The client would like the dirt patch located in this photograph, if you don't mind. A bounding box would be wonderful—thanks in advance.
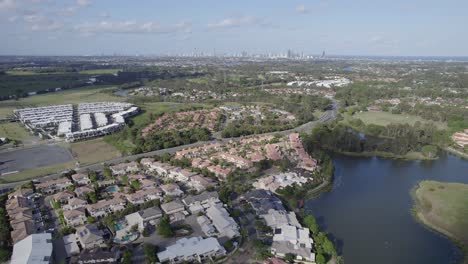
[70,138,121,165]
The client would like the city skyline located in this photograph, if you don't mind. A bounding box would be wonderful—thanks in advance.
[1,0,468,56]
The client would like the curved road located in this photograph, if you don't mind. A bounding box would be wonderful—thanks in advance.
[0,100,339,192]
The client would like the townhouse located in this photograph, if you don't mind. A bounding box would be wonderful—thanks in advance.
[218,153,253,169]
[76,224,106,249]
[72,173,91,185]
[75,185,95,198]
[109,161,140,176]
[271,224,315,262]
[157,237,226,264]
[188,175,215,192]
[86,197,126,219]
[63,208,87,227]
[124,206,163,232]
[52,190,75,204]
[125,189,162,205]
[63,197,88,211]
[36,177,73,194]
[159,183,184,197]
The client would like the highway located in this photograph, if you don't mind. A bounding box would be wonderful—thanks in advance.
[0,100,339,192]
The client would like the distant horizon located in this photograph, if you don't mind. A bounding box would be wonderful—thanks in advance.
[1,53,468,59]
[1,0,467,57]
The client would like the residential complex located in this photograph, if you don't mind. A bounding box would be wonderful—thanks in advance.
[14,102,139,142]
[2,130,319,264]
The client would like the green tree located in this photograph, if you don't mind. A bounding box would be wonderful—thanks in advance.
[122,249,133,264]
[87,216,95,224]
[130,180,140,190]
[121,175,129,186]
[322,237,337,256]
[88,169,97,182]
[284,253,296,262]
[102,166,112,179]
[143,243,158,263]
[85,192,98,204]
[315,253,326,264]
[157,215,174,238]
[421,145,438,159]
[304,215,319,234]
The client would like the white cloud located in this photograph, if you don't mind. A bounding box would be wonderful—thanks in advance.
[74,20,192,35]
[368,35,400,49]
[296,5,309,14]
[23,14,62,31]
[98,12,110,19]
[76,0,90,7]
[0,0,16,11]
[208,15,260,29]
[8,15,18,22]
[58,6,78,16]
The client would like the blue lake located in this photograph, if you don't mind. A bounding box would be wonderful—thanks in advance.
[305,153,468,264]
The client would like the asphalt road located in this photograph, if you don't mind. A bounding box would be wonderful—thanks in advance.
[0,144,74,174]
[0,100,339,192]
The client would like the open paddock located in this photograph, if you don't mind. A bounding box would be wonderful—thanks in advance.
[70,138,121,165]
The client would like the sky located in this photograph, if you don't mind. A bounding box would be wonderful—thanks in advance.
[1,0,468,56]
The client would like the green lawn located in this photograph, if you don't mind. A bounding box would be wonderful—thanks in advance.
[0,122,31,141]
[79,69,122,75]
[347,111,447,129]
[414,181,468,263]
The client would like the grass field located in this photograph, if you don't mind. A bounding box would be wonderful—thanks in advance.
[413,180,468,263]
[0,161,75,184]
[0,122,30,141]
[70,138,121,165]
[347,111,447,129]
[5,70,65,76]
[133,101,210,126]
[0,86,124,118]
[79,69,122,75]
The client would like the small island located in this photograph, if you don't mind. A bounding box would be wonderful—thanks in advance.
[413,180,468,264]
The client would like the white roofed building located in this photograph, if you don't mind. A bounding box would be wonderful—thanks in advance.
[157,236,226,263]
[10,233,53,264]
[94,113,108,127]
[80,114,93,131]
[57,121,72,136]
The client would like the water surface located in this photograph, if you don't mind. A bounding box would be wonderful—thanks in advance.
[305,153,468,264]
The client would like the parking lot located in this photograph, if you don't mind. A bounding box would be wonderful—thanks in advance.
[0,144,73,174]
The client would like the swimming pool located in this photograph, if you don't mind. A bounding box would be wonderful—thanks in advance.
[115,222,125,231]
[105,185,119,193]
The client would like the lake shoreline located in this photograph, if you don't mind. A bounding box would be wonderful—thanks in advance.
[333,150,438,161]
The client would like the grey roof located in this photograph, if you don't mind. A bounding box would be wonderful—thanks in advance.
[77,248,119,263]
[183,191,219,206]
[161,200,185,214]
[157,237,225,262]
[76,224,104,245]
[10,233,53,264]
[244,190,285,215]
[271,241,315,262]
[139,206,162,219]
